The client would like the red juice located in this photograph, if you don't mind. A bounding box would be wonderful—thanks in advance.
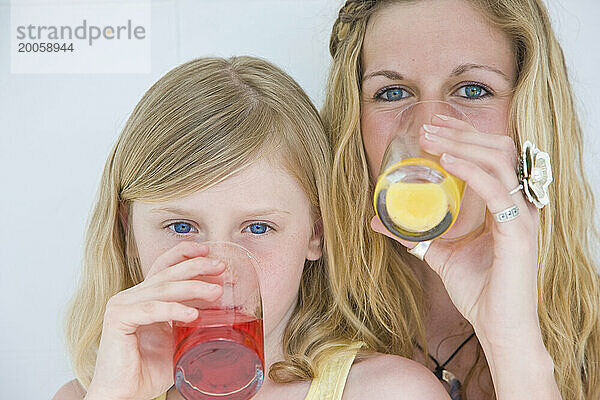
[173,309,264,400]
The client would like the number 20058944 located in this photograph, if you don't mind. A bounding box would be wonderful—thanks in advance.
[18,42,74,52]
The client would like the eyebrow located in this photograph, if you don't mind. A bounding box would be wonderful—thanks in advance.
[149,206,291,217]
[362,63,510,83]
[362,69,404,82]
[450,63,511,81]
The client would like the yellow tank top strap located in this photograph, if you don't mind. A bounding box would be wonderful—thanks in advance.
[152,393,167,400]
[304,341,365,400]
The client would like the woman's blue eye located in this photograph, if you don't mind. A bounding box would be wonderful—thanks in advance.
[378,87,410,101]
[169,222,194,234]
[458,84,489,99]
[247,223,269,234]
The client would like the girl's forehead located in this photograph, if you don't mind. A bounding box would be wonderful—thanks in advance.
[136,158,310,214]
[205,159,298,196]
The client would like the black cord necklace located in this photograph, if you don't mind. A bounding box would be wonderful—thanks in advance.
[415,332,476,400]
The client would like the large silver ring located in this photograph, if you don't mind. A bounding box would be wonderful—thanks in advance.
[518,141,552,209]
[407,240,432,261]
[494,205,520,223]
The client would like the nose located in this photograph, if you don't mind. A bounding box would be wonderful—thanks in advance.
[398,101,474,143]
[396,100,455,134]
[201,236,237,246]
[191,227,236,246]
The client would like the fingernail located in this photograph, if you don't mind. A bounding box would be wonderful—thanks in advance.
[424,132,439,142]
[434,114,450,121]
[423,124,440,134]
[441,153,457,163]
[186,307,198,316]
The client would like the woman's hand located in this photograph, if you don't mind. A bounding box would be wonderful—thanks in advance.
[371,114,563,399]
[372,113,542,343]
[85,241,225,400]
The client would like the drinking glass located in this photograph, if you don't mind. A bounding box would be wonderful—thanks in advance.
[173,241,264,400]
[373,101,472,241]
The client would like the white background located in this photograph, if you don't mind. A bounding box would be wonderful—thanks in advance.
[0,1,598,398]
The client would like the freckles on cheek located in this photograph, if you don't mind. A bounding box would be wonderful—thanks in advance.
[464,107,511,136]
[135,240,171,279]
[361,107,397,179]
[252,243,306,309]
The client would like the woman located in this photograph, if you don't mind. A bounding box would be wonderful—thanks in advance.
[322,0,600,399]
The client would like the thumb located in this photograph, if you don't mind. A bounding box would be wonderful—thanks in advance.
[370,215,423,248]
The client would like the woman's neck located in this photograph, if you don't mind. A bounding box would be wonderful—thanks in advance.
[406,255,495,399]
[407,256,472,344]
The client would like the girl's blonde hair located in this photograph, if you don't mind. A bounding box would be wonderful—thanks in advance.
[322,1,600,399]
[65,56,354,388]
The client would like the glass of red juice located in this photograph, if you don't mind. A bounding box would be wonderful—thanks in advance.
[173,241,264,400]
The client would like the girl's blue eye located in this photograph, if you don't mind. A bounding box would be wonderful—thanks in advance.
[247,223,270,235]
[457,84,489,99]
[169,222,194,234]
[378,87,410,101]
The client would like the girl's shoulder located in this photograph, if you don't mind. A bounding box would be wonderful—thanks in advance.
[52,379,86,400]
[344,352,451,399]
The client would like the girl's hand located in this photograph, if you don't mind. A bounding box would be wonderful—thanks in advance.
[85,241,225,400]
[371,114,542,346]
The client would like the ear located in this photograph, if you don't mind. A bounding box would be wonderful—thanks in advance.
[306,218,323,261]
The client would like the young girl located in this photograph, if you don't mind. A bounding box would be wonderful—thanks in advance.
[53,56,450,400]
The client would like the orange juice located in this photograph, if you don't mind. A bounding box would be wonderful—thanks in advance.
[374,158,465,241]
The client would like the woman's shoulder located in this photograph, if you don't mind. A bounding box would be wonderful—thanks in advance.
[344,352,451,399]
[52,379,85,400]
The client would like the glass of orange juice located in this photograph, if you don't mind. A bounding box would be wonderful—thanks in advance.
[374,101,470,242]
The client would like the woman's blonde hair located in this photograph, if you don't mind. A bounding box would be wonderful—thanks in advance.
[65,56,355,388]
[322,0,600,399]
